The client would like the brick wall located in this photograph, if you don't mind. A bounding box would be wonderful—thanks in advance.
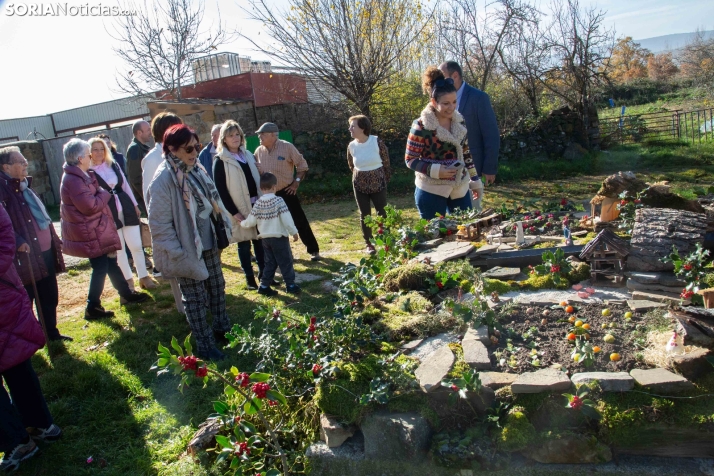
[1,140,54,205]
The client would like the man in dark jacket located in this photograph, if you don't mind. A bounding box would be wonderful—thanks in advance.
[0,202,63,473]
[0,146,70,341]
[125,120,152,214]
[439,61,500,210]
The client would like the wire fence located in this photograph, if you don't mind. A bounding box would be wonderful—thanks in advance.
[600,108,714,146]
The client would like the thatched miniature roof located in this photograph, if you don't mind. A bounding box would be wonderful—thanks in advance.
[579,229,630,259]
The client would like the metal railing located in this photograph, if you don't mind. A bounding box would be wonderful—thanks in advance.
[600,108,714,146]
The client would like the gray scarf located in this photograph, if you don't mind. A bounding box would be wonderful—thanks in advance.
[20,179,51,230]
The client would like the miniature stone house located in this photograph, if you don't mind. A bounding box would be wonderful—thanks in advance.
[579,229,630,282]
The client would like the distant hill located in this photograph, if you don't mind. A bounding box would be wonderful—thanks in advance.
[635,30,714,54]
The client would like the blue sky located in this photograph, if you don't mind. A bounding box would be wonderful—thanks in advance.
[0,0,711,120]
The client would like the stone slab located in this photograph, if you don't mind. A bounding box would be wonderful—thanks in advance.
[627,299,668,312]
[672,315,714,347]
[659,274,687,287]
[630,368,695,394]
[319,414,355,448]
[410,333,459,362]
[462,339,491,370]
[524,434,612,463]
[511,368,572,394]
[670,348,713,380]
[401,339,423,352]
[632,290,690,305]
[479,372,518,389]
[626,279,686,295]
[417,241,475,264]
[571,372,635,392]
[294,272,322,284]
[482,266,522,280]
[415,238,444,250]
[414,345,454,393]
[474,244,500,255]
[626,272,686,287]
[463,325,490,345]
[487,296,512,310]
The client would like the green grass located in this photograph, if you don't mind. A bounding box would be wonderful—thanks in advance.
[9,137,714,475]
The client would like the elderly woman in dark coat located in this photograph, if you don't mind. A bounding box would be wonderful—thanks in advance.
[0,204,62,473]
[147,124,232,361]
[60,139,148,319]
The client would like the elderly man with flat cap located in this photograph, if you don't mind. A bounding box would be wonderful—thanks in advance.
[253,123,320,261]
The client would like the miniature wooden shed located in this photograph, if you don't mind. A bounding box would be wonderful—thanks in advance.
[579,229,630,282]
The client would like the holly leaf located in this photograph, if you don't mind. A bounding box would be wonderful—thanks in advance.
[266,390,287,406]
[215,434,232,449]
[171,336,184,357]
[249,372,270,383]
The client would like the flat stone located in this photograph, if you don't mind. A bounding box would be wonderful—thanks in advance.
[319,414,355,448]
[659,273,687,287]
[479,372,518,389]
[294,272,322,284]
[415,238,444,250]
[462,339,491,370]
[487,296,512,309]
[497,244,514,251]
[626,272,662,284]
[414,345,455,392]
[463,325,491,345]
[671,348,713,380]
[474,244,500,255]
[672,315,714,347]
[321,280,338,293]
[571,372,634,392]
[632,290,690,305]
[360,412,430,461]
[630,368,695,394]
[511,368,572,394]
[627,299,667,312]
[417,241,475,264]
[482,266,522,280]
[410,333,459,362]
[524,434,612,463]
[401,339,423,352]
[427,385,495,416]
[627,279,686,294]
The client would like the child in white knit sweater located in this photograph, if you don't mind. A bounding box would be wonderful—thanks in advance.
[241,173,300,295]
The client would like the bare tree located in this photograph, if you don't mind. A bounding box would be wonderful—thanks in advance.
[110,0,234,99]
[437,0,536,91]
[238,0,436,118]
[496,5,548,117]
[678,29,714,93]
[539,0,614,146]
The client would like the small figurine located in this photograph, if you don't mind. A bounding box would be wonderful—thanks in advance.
[563,220,573,246]
[665,330,684,355]
[515,221,525,245]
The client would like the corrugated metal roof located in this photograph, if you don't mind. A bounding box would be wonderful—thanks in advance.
[52,96,152,132]
[0,115,55,144]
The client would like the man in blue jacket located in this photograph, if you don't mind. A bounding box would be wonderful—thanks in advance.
[439,61,500,210]
[198,124,222,179]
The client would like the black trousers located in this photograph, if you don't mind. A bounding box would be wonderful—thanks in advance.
[24,248,60,339]
[0,358,53,453]
[260,236,296,287]
[354,187,388,245]
[276,188,319,255]
[88,253,131,307]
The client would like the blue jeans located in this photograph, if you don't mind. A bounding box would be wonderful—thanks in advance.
[414,187,472,220]
[237,240,264,278]
[260,237,296,287]
[88,253,131,307]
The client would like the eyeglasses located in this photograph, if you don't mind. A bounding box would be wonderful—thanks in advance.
[181,144,202,154]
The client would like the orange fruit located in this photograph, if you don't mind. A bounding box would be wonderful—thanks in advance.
[565,305,575,313]
[568,316,576,323]
[567,332,576,341]
[582,323,591,330]
[593,346,601,353]
[560,301,568,306]
[610,352,621,361]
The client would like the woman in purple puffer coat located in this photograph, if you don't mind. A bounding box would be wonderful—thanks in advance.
[0,203,62,473]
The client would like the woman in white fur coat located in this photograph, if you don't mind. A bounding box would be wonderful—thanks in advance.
[212,120,268,290]
[404,66,482,219]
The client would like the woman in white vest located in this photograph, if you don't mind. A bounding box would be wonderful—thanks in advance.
[347,115,392,254]
[213,120,269,290]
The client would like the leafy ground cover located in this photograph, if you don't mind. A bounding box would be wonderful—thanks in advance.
[11,139,714,475]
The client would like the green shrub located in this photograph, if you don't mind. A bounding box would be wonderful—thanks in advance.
[494,411,537,452]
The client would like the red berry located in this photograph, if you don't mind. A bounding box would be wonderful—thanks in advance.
[450,384,459,392]
[683,264,693,271]
[312,364,322,375]
[620,200,627,206]
[634,199,641,204]
[384,245,390,252]
[560,198,568,206]
[195,366,208,378]
[235,372,250,388]
[252,382,271,399]
[308,324,316,333]
[178,355,198,371]
[378,228,384,234]
[310,316,317,325]
[235,441,250,456]
[446,230,452,235]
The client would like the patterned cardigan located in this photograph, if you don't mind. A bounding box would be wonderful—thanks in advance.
[405,105,477,199]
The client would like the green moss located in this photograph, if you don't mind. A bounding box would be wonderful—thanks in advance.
[494,411,537,452]
[435,259,478,282]
[380,341,399,353]
[446,343,469,378]
[314,356,381,424]
[483,278,513,295]
[567,262,591,283]
[383,262,435,292]
[521,273,569,290]
[376,307,455,340]
[360,304,383,323]
[392,292,433,313]
[703,272,714,288]
[388,393,440,427]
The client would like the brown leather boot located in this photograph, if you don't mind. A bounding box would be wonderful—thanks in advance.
[139,276,158,289]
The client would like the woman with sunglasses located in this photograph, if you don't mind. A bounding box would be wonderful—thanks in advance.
[405,66,481,219]
[212,120,274,290]
[146,124,233,361]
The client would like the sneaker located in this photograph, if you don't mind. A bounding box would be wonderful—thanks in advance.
[120,291,149,305]
[286,284,302,294]
[246,276,259,291]
[257,286,278,296]
[31,424,62,442]
[196,346,226,361]
[366,244,376,255]
[85,306,114,320]
[49,334,73,342]
[258,273,281,287]
[0,438,39,473]
[310,253,321,262]
[152,268,162,278]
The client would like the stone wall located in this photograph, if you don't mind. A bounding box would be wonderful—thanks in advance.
[0,140,54,205]
[499,106,599,162]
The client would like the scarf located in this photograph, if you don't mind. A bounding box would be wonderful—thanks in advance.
[20,179,51,230]
[165,153,227,256]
